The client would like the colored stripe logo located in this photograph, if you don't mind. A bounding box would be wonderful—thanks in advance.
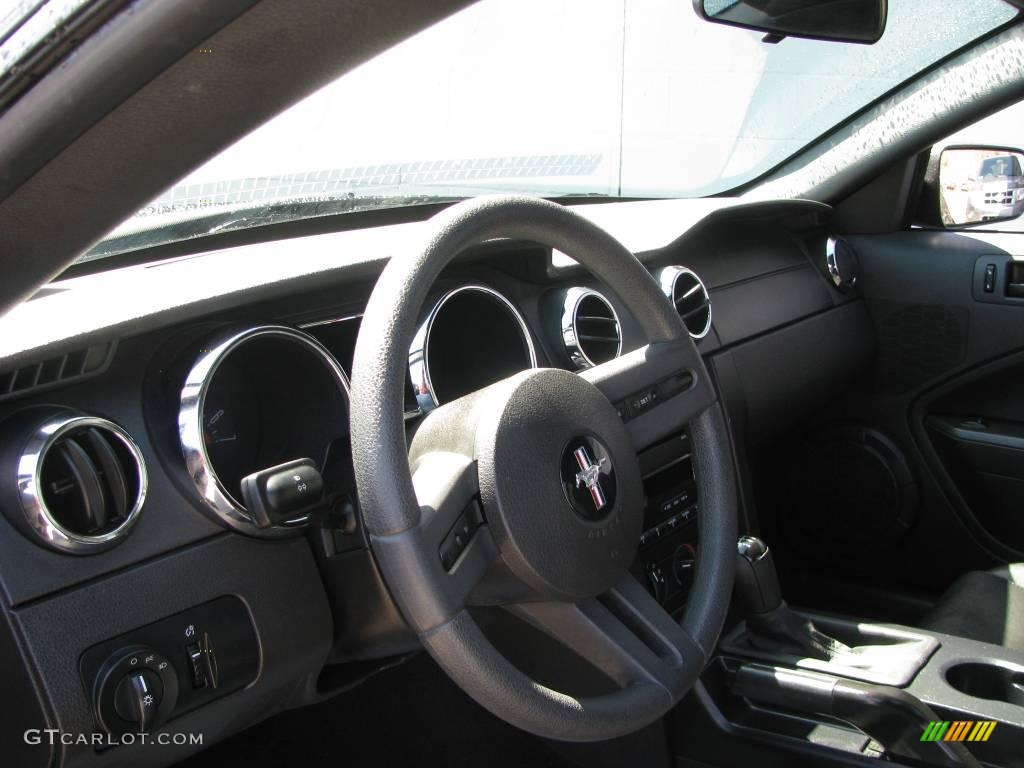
[921,721,997,742]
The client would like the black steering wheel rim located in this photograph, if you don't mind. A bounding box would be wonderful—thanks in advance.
[351,195,736,741]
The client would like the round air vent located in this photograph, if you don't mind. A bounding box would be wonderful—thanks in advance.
[6,410,146,554]
[659,266,711,339]
[826,236,859,292]
[561,288,622,369]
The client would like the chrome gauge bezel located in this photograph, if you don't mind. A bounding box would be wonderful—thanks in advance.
[178,324,350,536]
[409,284,538,413]
[299,313,424,421]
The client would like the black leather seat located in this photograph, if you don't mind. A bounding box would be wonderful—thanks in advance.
[922,564,1024,651]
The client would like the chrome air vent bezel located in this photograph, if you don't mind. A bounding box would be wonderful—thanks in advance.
[15,411,147,554]
[561,287,622,370]
[826,236,859,292]
[659,266,712,339]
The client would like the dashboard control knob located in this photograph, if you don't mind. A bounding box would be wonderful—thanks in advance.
[93,646,178,735]
[646,563,668,604]
[113,669,162,731]
[672,543,697,591]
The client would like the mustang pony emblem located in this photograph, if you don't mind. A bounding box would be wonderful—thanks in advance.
[573,446,608,512]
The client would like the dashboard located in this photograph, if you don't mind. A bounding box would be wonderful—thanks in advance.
[0,197,876,768]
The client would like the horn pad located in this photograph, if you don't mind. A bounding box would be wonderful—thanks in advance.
[474,368,643,600]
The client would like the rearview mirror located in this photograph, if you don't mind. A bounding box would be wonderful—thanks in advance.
[693,0,887,44]
[939,146,1024,228]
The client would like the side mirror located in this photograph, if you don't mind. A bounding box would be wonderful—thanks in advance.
[693,0,887,44]
[939,146,1024,228]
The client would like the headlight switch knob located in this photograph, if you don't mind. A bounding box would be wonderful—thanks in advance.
[93,646,178,735]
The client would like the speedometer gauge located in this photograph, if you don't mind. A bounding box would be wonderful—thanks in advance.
[409,284,537,411]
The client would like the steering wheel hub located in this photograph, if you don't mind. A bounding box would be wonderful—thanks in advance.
[475,368,643,601]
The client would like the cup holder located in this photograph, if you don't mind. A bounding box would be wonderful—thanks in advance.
[946,662,1024,707]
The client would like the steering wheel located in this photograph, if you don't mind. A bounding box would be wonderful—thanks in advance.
[350,196,736,741]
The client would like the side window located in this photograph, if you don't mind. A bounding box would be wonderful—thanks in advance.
[932,100,1024,232]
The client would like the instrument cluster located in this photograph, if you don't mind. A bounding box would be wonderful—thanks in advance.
[171,261,708,536]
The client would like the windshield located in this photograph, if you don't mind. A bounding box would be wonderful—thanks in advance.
[87,0,1017,262]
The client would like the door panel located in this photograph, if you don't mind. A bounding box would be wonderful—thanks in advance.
[917,353,1024,558]
[851,230,1024,580]
[756,229,1024,615]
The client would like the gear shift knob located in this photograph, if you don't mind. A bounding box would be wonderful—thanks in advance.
[732,535,842,661]
[735,535,782,615]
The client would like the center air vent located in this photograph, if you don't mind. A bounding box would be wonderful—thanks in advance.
[561,288,622,369]
[659,266,712,339]
[4,410,147,554]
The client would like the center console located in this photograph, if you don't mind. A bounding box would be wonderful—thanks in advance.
[686,536,1024,768]
[631,431,698,613]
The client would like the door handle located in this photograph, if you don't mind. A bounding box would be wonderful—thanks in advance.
[1006,261,1024,297]
[973,255,1024,305]
[927,415,1024,451]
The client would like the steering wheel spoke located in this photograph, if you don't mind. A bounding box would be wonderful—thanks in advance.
[580,339,717,451]
[411,450,480,549]
[510,573,703,695]
[412,450,501,604]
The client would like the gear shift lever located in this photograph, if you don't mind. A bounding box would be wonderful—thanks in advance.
[735,536,782,614]
[735,536,848,661]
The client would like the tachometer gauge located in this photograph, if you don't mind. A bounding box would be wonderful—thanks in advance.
[199,363,261,502]
[179,325,350,536]
[203,405,237,448]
